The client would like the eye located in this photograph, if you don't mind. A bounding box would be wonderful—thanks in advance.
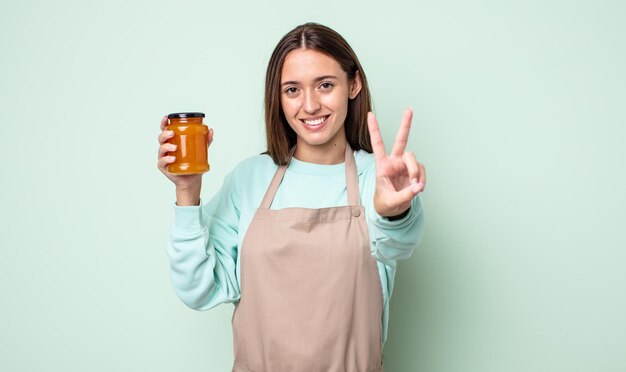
[319,82,334,90]
[284,87,299,95]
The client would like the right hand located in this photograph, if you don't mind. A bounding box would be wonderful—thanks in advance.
[157,115,214,191]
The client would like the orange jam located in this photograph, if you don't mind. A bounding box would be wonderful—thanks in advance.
[166,112,210,174]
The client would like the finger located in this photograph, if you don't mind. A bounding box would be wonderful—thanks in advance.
[158,129,175,144]
[402,152,419,182]
[367,112,386,163]
[160,115,169,131]
[158,142,177,158]
[391,108,413,157]
[387,184,420,209]
[157,155,176,172]
[417,162,426,191]
[207,128,214,147]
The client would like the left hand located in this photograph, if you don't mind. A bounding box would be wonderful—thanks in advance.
[367,108,427,218]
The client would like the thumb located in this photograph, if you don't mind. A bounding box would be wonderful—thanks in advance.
[207,128,214,146]
[389,181,421,206]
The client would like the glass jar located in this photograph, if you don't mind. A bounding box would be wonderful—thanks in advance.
[166,112,210,174]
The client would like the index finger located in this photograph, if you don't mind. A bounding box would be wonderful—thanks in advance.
[367,112,387,163]
[160,115,169,131]
[390,108,413,157]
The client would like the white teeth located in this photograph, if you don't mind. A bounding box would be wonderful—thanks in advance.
[303,116,328,126]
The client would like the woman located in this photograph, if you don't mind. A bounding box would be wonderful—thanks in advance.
[157,22,426,372]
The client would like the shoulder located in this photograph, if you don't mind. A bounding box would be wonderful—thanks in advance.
[233,153,277,173]
[225,153,278,186]
[208,153,276,206]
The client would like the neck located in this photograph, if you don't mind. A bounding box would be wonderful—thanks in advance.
[294,138,347,165]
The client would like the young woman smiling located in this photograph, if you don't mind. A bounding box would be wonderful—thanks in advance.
[158,22,427,372]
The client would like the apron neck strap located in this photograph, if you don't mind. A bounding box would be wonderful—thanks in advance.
[260,144,361,209]
[344,144,360,206]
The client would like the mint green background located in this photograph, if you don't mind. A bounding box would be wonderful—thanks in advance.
[1,0,625,371]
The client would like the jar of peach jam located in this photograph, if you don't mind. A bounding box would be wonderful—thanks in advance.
[166,112,210,174]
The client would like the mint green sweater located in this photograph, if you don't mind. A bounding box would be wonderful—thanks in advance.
[167,150,425,345]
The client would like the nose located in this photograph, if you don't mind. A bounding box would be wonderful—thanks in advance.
[303,90,321,114]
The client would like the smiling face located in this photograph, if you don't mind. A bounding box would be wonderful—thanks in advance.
[280,48,361,163]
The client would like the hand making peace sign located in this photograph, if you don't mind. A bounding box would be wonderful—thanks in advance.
[367,108,426,218]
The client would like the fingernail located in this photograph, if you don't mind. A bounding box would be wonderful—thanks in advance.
[166,130,174,136]
[170,144,177,150]
[417,182,424,187]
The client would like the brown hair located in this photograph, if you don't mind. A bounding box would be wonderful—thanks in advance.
[264,22,373,165]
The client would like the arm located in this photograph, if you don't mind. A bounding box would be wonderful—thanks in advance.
[365,108,427,267]
[166,171,241,310]
[363,165,425,267]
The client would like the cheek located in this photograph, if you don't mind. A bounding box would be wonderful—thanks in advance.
[280,98,298,117]
[325,89,349,108]
[324,93,349,116]
[280,102,299,130]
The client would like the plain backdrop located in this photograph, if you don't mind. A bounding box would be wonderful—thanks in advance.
[1,0,625,371]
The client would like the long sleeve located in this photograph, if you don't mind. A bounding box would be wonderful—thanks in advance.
[360,163,426,269]
[166,171,242,310]
[367,194,425,268]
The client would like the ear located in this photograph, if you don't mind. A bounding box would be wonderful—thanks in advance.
[349,70,362,100]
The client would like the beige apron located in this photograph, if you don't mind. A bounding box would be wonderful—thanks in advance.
[232,145,384,372]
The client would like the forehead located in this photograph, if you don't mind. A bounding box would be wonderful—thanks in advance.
[281,49,346,82]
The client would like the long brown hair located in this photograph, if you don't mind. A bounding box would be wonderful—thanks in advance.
[264,22,373,165]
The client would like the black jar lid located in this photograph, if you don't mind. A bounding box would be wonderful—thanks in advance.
[168,112,205,119]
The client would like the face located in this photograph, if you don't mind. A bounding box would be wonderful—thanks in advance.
[280,48,361,159]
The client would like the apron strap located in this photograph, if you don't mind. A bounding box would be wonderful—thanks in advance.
[344,144,361,206]
[260,144,361,209]
[259,147,294,209]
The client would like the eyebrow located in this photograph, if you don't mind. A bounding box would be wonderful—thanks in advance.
[281,75,339,87]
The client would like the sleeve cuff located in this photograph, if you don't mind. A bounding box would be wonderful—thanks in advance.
[371,195,422,229]
[172,199,204,233]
